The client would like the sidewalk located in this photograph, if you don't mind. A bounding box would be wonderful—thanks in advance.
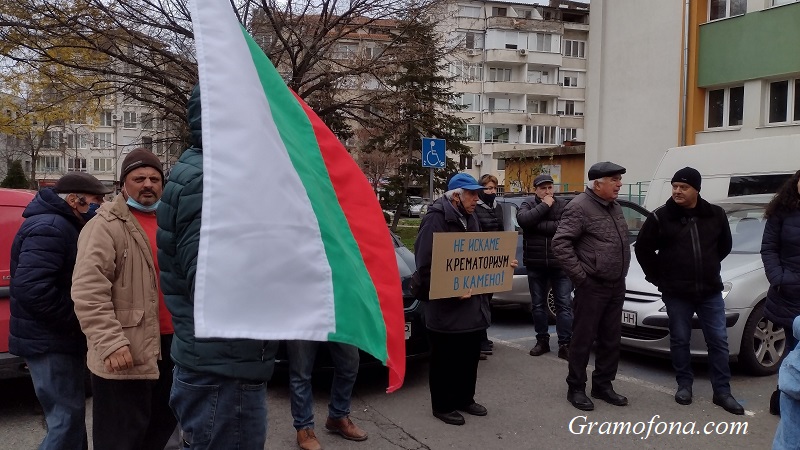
[264,342,780,449]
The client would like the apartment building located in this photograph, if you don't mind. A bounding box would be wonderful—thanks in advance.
[441,0,590,191]
[586,0,800,185]
[32,98,172,193]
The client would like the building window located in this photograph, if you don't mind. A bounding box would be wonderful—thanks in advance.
[450,62,483,81]
[563,76,577,87]
[142,136,153,150]
[37,156,60,172]
[527,99,548,114]
[487,67,512,82]
[564,101,575,116]
[773,0,799,5]
[563,40,585,58]
[532,33,553,52]
[66,133,90,149]
[457,94,481,112]
[67,157,87,172]
[768,79,800,124]
[42,130,63,149]
[525,125,556,144]
[465,124,481,142]
[458,5,481,18]
[504,31,518,49]
[141,113,153,130]
[527,70,550,84]
[559,127,577,144]
[709,0,746,20]
[93,132,113,148]
[463,31,484,49]
[488,97,511,112]
[491,7,507,17]
[332,43,358,59]
[459,154,474,170]
[123,111,137,128]
[497,159,506,170]
[93,158,113,172]
[707,86,743,128]
[483,127,510,143]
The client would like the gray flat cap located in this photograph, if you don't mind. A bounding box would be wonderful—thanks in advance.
[54,172,113,195]
[533,174,554,186]
[587,161,626,180]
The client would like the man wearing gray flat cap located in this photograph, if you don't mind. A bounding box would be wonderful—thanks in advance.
[553,161,631,411]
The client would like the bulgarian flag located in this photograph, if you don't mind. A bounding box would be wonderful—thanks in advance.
[190,0,405,391]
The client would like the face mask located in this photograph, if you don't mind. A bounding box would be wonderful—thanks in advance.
[126,196,161,213]
[80,203,101,222]
[479,191,496,205]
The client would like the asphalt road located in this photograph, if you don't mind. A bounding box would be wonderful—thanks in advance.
[0,308,782,449]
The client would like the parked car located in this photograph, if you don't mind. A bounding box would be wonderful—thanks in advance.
[620,195,784,376]
[274,231,428,369]
[405,196,426,217]
[0,188,36,379]
[491,193,650,319]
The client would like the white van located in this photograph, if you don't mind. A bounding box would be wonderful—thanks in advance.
[643,134,800,211]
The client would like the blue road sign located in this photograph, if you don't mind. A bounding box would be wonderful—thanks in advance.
[421,138,446,168]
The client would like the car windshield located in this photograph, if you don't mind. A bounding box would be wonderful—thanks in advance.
[408,197,423,205]
[724,202,767,254]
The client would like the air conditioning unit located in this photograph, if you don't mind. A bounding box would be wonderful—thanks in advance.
[558,82,564,86]
[474,159,483,166]
[557,110,565,115]
[518,49,528,56]
[111,113,120,122]
[467,49,482,56]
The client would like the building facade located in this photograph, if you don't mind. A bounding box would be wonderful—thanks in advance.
[586,0,800,186]
[441,0,590,191]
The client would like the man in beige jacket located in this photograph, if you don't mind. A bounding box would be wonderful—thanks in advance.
[72,148,176,450]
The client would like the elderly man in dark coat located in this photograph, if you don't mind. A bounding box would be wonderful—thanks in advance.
[553,162,631,411]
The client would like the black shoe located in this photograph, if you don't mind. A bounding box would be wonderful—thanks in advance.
[479,353,488,360]
[713,393,744,415]
[457,403,488,416]
[433,410,465,425]
[557,344,569,360]
[529,339,550,356]
[567,390,595,411]
[675,386,692,405]
[480,341,493,355]
[770,387,781,416]
[487,340,494,348]
[591,388,628,406]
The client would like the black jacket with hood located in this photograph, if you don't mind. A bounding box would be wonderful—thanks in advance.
[635,196,731,300]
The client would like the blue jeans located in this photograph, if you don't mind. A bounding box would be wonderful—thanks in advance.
[170,365,267,450]
[527,268,573,345]
[663,293,732,395]
[287,341,360,430]
[26,353,87,450]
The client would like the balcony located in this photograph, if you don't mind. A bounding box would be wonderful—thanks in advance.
[482,110,527,124]
[483,81,535,95]
[486,16,564,34]
[559,115,585,128]
[526,113,560,126]
[525,82,562,97]
[484,48,563,66]
[560,57,587,70]
[455,17,486,30]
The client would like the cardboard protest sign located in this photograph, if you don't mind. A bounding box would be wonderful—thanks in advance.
[428,231,517,300]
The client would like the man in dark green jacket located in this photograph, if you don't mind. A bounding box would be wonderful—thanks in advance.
[157,85,278,449]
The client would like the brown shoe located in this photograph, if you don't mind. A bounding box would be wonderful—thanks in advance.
[297,428,323,450]
[325,416,368,441]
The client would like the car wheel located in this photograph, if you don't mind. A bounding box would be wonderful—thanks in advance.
[546,288,556,323]
[738,301,787,376]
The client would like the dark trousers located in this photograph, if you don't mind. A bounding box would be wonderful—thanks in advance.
[91,334,177,450]
[567,277,625,392]
[428,329,483,413]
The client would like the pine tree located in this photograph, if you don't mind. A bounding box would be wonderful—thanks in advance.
[0,160,29,189]
[368,12,470,230]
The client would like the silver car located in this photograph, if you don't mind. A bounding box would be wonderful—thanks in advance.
[492,194,650,319]
[621,195,787,376]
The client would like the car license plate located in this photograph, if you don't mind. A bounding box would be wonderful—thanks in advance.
[621,310,637,327]
[405,322,411,340]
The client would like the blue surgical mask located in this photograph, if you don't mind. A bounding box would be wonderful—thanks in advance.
[80,203,101,222]
[126,196,161,213]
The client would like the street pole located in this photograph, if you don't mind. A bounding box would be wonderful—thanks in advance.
[429,167,433,200]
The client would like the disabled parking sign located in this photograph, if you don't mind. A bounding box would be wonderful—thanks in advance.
[421,138,446,168]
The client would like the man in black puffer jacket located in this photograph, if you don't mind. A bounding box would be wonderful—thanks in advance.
[635,166,744,416]
[9,172,111,449]
[517,174,572,360]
